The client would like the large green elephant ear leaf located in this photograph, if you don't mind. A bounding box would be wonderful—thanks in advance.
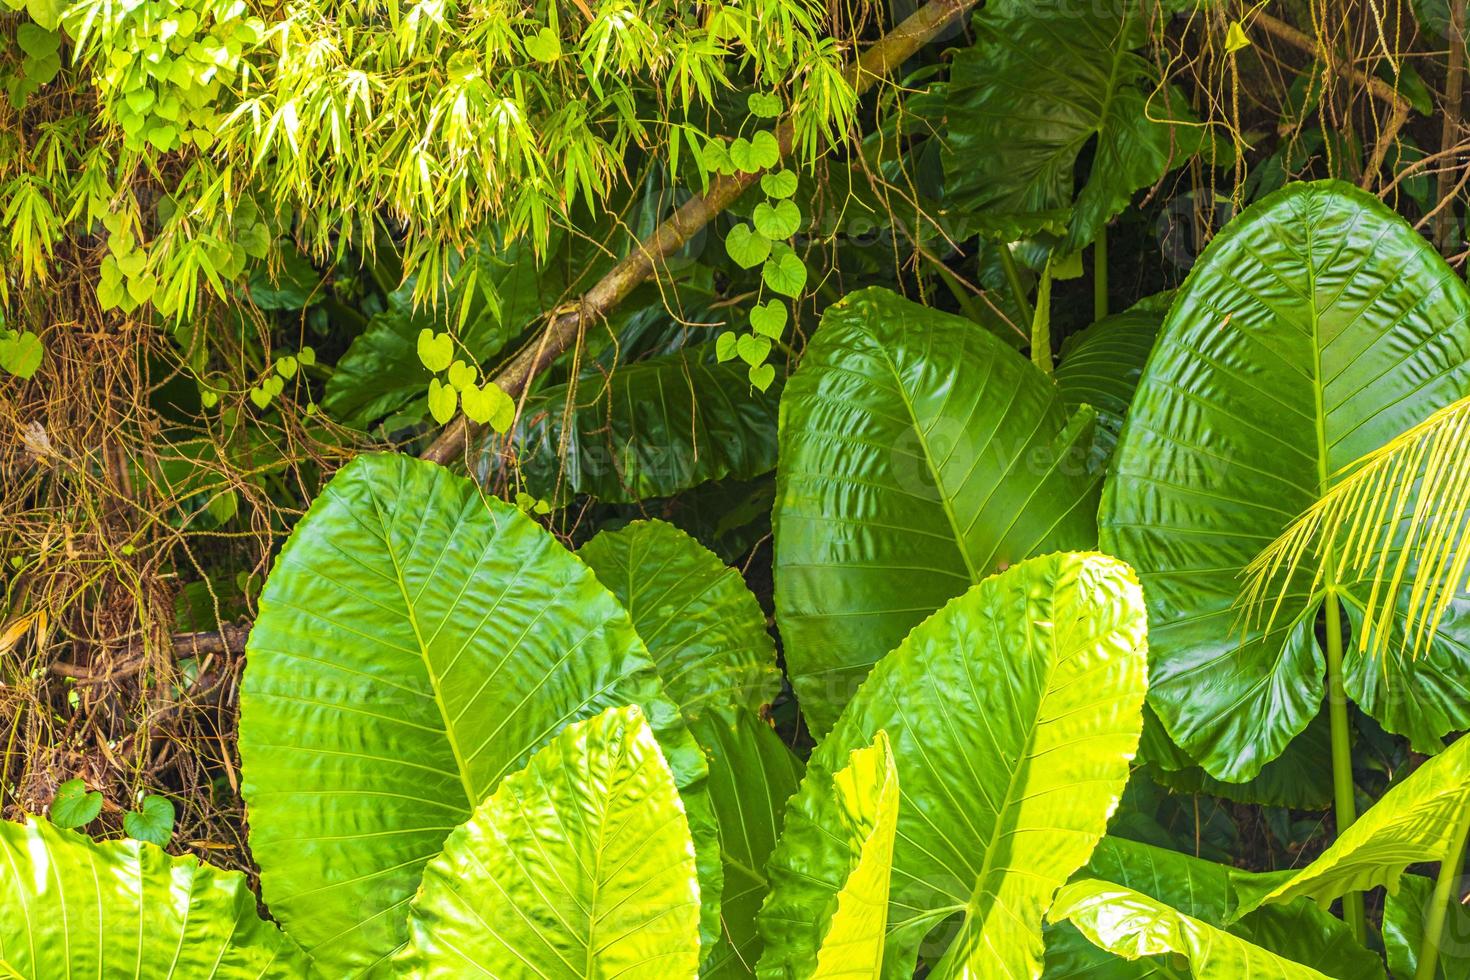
[0,817,308,977]
[1384,873,1470,980]
[1143,705,1335,810]
[1055,309,1162,466]
[758,552,1148,979]
[1042,838,1234,980]
[1100,179,1470,781]
[1042,837,1383,980]
[809,731,900,979]
[1234,733,1470,917]
[239,452,718,975]
[692,708,805,980]
[774,287,1100,734]
[941,2,1196,249]
[578,519,781,718]
[484,344,780,505]
[1050,881,1331,979]
[397,705,702,979]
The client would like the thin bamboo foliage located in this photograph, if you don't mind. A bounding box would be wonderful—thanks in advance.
[1242,392,1470,665]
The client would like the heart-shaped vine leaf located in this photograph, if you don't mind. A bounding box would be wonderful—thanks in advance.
[753,199,801,239]
[749,362,776,391]
[729,137,762,173]
[457,380,492,424]
[0,330,44,379]
[749,130,780,168]
[716,330,739,361]
[426,376,457,424]
[445,359,476,391]
[747,92,783,117]
[761,170,799,199]
[123,794,175,846]
[761,243,807,297]
[459,381,514,432]
[523,25,561,62]
[49,778,102,828]
[726,223,772,269]
[415,328,453,372]
[750,299,788,338]
[736,332,771,367]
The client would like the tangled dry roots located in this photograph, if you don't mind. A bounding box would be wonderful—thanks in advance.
[0,272,356,874]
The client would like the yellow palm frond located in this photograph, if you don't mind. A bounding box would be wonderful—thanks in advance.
[1240,392,1470,662]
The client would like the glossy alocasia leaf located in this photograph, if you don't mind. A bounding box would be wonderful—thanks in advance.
[1042,838,1234,980]
[1383,873,1470,980]
[1234,732,1470,916]
[758,552,1148,979]
[811,731,899,980]
[1041,837,1382,980]
[941,2,1196,249]
[1142,705,1334,810]
[1051,881,1330,979]
[773,287,1100,734]
[488,344,781,504]
[1055,309,1162,465]
[239,452,718,975]
[693,708,805,980]
[397,706,702,979]
[1100,180,1470,781]
[579,519,781,718]
[0,817,308,977]
[1229,898,1385,980]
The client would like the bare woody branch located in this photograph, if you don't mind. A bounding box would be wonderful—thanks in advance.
[420,0,984,465]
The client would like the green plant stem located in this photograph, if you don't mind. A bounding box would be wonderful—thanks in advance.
[930,255,988,326]
[996,244,1034,327]
[1030,258,1054,375]
[1324,587,1366,944]
[1093,226,1108,321]
[1416,801,1470,980]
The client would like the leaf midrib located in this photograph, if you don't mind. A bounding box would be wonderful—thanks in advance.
[369,489,479,810]
[1304,204,1342,598]
[959,575,1064,960]
[874,345,981,586]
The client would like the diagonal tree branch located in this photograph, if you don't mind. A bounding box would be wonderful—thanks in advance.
[1249,10,1415,191]
[68,0,979,669]
[420,0,982,465]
